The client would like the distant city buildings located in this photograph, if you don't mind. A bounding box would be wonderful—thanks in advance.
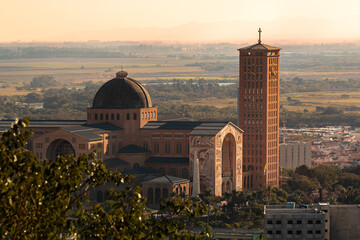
[281,126,360,168]
[279,142,311,169]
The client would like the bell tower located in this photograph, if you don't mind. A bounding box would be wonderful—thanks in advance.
[238,29,281,189]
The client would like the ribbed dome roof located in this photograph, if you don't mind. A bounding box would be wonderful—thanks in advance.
[92,71,152,109]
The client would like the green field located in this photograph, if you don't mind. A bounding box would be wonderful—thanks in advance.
[1,57,360,114]
[281,91,360,112]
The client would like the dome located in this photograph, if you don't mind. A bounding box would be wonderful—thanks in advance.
[92,71,152,109]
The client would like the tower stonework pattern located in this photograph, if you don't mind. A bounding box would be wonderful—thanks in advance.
[238,30,280,188]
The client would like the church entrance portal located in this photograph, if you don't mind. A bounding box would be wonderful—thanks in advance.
[46,139,76,160]
[221,133,236,194]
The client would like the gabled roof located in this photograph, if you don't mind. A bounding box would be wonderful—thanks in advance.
[63,123,122,141]
[119,144,150,154]
[237,43,281,51]
[145,157,189,164]
[144,175,189,184]
[103,158,129,168]
[142,121,228,136]
[0,119,85,133]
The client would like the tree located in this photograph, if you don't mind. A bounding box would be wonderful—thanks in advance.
[24,92,43,103]
[0,119,209,239]
[28,75,59,89]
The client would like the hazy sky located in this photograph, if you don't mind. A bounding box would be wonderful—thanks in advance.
[1,0,359,42]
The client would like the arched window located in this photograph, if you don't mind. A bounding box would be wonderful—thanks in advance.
[162,188,168,199]
[154,112,156,118]
[117,113,120,120]
[105,114,109,121]
[151,112,153,118]
[133,113,137,120]
[155,188,161,205]
[111,113,114,120]
[100,113,103,120]
[142,113,144,120]
[95,113,98,120]
[126,113,130,120]
[147,188,153,204]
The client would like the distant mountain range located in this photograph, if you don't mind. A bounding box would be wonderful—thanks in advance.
[48,17,359,44]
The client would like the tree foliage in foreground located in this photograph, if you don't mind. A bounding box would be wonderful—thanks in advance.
[0,119,209,239]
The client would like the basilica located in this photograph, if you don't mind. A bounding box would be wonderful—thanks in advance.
[0,70,244,208]
[0,33,281,208]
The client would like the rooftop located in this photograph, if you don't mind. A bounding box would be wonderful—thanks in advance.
[144,175,189,184]
[238,43,281,51]
[142,121,230,136]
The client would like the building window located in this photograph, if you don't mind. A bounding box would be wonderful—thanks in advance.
[276,230,281,234]
[117,113,120,120]
[111,113,114,120]
[79,144,86,149]
[147,188,153,204]
[106,144,109,156]
[176,142,182,154]
[142,113,144,120]
[72,138,76,143]
[288,230,293,234]
[296,230,302,235]
[163,188,168,198]
[267,220,273,224]
[154,112,156,118]
[106,114,109,120]
[112,143,116,155]
[45,137,49,143]
[316,220,321,224]
[133,113,137,120]
[308,230,313,234]
[308,220,313,224]
[143,141,148,150]
[126,113,130,120]
[100,113,103,120]
[153,141,159,153]
[36,143,42,148]
[118,142,122,151]
[316,230,321,234]
[165,142,171,154]
[182,168,188,178]
[95,113,98,120]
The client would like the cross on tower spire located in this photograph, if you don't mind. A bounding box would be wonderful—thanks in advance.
[258,28,262,44]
